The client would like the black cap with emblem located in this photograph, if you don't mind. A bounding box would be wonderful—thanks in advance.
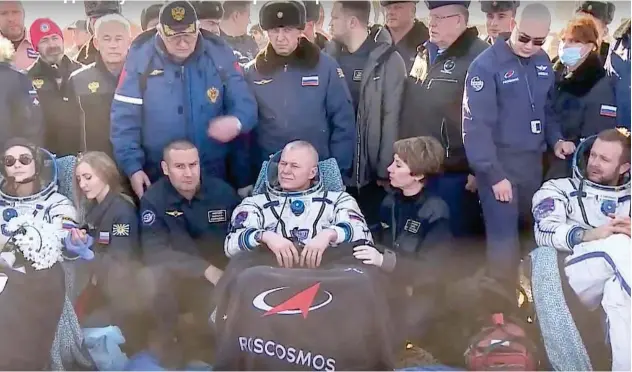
[480,1,519,14]
[424,0,470,10]
[159,0,199,36]
[260,1,306,31]
[576,1,615,25]
[379,1,419,6]
[192,1,224,20]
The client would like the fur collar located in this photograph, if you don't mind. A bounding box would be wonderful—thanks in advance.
[554,52,606,97]
[397,19,429,50]
[614,18,631,40]
[254,37,320,75]
[422,26,480,58]
[0,35,14,63]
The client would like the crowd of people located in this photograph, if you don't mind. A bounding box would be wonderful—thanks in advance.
[0,0,630,370]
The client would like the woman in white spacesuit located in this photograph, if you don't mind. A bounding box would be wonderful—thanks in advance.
[0,138,78,247]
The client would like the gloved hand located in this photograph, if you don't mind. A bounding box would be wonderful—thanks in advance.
[63,234,95,261]
[237,184,254,199]
[353,245,383,267]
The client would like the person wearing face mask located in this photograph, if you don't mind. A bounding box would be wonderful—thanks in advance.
[480,1,519,44]
[546,16,617,180]
[462,3,576,292]
[26,18,83,157]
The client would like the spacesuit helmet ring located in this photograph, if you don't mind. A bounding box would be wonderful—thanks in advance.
[265,150,323,197]
[572,135,631,193]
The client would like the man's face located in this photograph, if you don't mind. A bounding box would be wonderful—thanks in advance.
[94,21,131,64]
[277,147,317,191]
[145,17,159,31]
[428,5,463,47]
[72,28,90,47]
[586,139,630,186]
[251,29,267,46]
[330,3,351,42]
[160,29,198,61]
[200,18,221,35]
[486,10,515,39]
[162,148,201,194]
[268,27,301,56]
[510,18,549,58]
[384,2,415,30]
[235,6,251,34]
[0,1,24,40]
[38,34,64,64]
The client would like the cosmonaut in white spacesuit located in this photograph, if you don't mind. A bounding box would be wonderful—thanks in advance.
[532,128,631,371]
[224,141,372,268]
[0,139,78,248]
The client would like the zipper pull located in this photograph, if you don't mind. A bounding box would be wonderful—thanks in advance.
[284,64,287,72]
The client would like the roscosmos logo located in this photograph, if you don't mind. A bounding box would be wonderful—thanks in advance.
[252,282,333,318]
[239,337,336,371]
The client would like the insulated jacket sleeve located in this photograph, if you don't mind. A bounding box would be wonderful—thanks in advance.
[110,53,145,178]
[12,73,44,146]
[378,51,406,179]
[462,62,505,185]
[325,57,356,175]
[544,84,563,148]
[532,180,581,252]
[329,192,373,244]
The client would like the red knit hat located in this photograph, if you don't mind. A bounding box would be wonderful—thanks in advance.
[29,18,63,52]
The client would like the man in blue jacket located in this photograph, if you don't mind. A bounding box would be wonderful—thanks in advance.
[110,0,257,199]
[605,18,631,129]
[244,0,355,178]
[462,3,575,289]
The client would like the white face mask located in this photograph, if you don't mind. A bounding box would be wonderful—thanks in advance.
[558,42,588,67]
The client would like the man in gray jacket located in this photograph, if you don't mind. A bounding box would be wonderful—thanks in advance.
[327,0,406,233]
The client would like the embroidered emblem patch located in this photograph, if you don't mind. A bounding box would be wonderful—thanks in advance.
[533,198,555,221]
[233,211,248,228]
[142,210,156,226]
[112,223,130,236]
[470,76,484,91]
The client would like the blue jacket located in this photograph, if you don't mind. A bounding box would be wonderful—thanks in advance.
[462,39,562,185]
[605,19,631,129]
[0,61,43,149]
[110,30,257,182]
[244,39,356,174]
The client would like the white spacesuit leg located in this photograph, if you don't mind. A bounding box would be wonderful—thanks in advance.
[565,234,631,371]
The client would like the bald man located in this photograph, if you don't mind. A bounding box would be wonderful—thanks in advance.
[225,140,372,269]
[462,3,576,291]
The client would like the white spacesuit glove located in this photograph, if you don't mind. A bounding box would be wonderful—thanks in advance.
[353,245,384,267]
[237,184,254,199]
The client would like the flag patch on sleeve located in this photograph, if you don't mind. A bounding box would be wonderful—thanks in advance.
[600,105,617,118]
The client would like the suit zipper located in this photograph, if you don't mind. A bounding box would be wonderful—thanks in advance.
[426,77,458,89]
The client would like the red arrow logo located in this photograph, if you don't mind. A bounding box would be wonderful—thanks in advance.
[263,283,321,319]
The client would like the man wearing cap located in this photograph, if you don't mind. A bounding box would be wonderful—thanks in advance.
[140,3,163,31]
[575,1,616,62]
[27,18,83,157]
[70,14,132,159]
[462,4,576,290]
[111,0,257,199]
[193,1,224,36]
[76,1,123,65]
[399,0,488,238]
[65,20,90,60]
[481,1,519,44]
[220,1,258,62]
[244,1,355,180]
[381,1,429,72]
[327,1,405,233]
[605,18,631,129]
[0,1,37,70]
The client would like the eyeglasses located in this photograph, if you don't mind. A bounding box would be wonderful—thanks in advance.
[4,154,33,167]
[427,14,460,23]
[517,32,546,46]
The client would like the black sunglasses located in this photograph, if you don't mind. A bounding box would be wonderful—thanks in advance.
[518,33,546,46]
[4,154,33,167]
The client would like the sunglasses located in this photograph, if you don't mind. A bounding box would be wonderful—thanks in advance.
[517,33,546,46]
[4,154,33,167]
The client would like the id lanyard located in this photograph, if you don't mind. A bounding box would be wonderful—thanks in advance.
[517,57,536,114]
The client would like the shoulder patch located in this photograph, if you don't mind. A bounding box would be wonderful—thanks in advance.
[112,223,130,236]
[141,210,156,226]
[533,197,555,221]
[470,76,484,91]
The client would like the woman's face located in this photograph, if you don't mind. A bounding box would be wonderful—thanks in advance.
[76,162,108,201]
[4,146,36,183]
[387,154,419,189]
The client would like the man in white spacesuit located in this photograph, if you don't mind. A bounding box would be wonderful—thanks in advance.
[0,139,78,248]
[532,128,631,371]
[224,140,372,268]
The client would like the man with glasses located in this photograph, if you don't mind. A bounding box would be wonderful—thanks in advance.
[399,0,488,239]
[462,3,576,293]
[481,1,519,44]
[111,0,257,199]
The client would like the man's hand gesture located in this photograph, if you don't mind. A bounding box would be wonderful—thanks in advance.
[301,229,337,268]
[262,231,299,268]
[584,214,631,242]
[207,116,241,143]
[554,140,576,160]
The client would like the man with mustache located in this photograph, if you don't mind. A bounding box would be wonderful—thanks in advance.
[26,18,83,157]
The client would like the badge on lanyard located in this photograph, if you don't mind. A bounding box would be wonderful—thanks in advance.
[530,120,542,134]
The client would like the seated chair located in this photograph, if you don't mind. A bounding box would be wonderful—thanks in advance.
[527,246,611,371]
[252,157,345,195]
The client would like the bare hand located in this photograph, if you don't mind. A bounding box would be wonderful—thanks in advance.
[300,230,336,268]
[554,141,576,160]
[492,179,512,203]
[262,231,299,268]
[207,116,241,143]
[584,216,630,242]
[609,214,631,237]
[70,228,88,244]
[465,174,477,193]
[130,170,151,199]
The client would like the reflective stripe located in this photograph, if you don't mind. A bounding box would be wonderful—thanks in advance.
[113,94,143,105]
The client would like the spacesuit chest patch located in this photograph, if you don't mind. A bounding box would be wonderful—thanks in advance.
[600,197,618,216]
[534,198,555,221]
[404,219,421,234]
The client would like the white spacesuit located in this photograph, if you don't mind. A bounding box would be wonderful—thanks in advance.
[0,148,77,248]
[532,138,630,371]
[224,157,372,257]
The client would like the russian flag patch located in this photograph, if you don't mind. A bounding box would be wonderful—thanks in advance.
[600,104,617,118]
[26,47,39,59]
[62,217,77,230]
[98,232,110,245]
[301,76,319,86]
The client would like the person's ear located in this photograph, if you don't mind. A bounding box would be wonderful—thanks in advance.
[509,17,516,31]
[309,166,318,180]
[92,35,100,51]
[161,160,169,176]
[619,162,631,176]
[413,174,425,183]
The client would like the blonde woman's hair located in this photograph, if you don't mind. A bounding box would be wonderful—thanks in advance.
[73,151,132,207]
[393,136,445,179]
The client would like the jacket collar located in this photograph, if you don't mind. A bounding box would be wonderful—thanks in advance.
[254,37,320,75]
[85,189,117,225]
[423,26,480,62]
[554,52,606,97]
[94,54,121,83]
[30,55,75,81]
[164,177,206,205]
[154,33,205,65]
[388,19,429,51]
[325,25,392,58]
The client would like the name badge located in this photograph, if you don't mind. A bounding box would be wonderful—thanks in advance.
[352,69,363,82]
[531,120,542,134]
[208,210,227,223]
